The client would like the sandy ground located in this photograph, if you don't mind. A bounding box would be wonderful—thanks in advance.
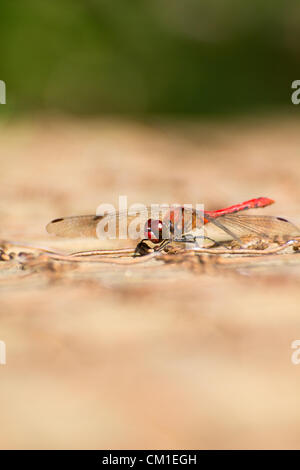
[1,115,300,449]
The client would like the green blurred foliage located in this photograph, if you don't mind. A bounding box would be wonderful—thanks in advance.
[0,0,300,115]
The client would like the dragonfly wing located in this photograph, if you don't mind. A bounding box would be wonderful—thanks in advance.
[46,215,103,238]
[205,214,300,242]
[46,206,171,239]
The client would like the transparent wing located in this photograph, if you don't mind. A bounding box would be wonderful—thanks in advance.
[47,215,106,238]
[46,206,172,238]
[205,214,300,242]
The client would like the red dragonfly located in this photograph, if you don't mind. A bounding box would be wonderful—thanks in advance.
[46,197,300,254]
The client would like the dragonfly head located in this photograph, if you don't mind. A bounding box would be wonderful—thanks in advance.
[144,218,165,243]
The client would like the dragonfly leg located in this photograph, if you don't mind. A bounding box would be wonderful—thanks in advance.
[175,234,225,247]
[192,235,229,248]
[134,239,170,257]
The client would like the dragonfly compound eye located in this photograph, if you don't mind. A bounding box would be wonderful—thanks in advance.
[144,218,164,243]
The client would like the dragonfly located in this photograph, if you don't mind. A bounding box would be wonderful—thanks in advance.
[46,197,300,256]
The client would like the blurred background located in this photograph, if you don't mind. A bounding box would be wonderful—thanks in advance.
[1,0,300,451]
[1,0,300,117]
